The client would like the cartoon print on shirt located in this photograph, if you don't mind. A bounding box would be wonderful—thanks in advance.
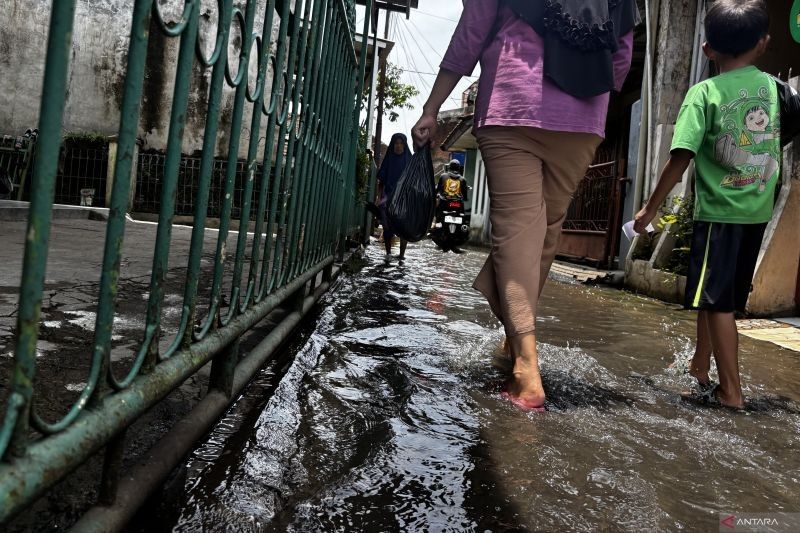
[443,176,463,199]
[713,86,780,193]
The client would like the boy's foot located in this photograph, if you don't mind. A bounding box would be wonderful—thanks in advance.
[711,386,745,410]
[682,384,745,410]
[670,356,712,388]
[688,366,713,390]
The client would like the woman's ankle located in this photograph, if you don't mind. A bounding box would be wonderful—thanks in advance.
[509,356,545,400]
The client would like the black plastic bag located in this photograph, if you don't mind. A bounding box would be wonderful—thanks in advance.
[777,77,800,147]
[387,144,436,242]
[364,201,381,219]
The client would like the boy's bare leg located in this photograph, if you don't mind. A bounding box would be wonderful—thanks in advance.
[507,332,546,406]
[689,311,713,386]
[706,311,745,408]
[399,240,408,260]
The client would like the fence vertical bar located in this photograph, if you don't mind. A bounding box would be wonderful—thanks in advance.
[254,0,295,297]
[168,0,235,352]
[308,9,352,266]
[230,0,279,314]
[69,0,156,407]
[107,1,201,389]
[295,1,334,272]
[267,0,308,289]
[200,0,258,331]
[285,0,327,279]
[98,429,127,506]
[0,0,78,459]
[277,0,319,284]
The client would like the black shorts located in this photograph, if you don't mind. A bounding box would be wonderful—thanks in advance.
[684,221,767,313]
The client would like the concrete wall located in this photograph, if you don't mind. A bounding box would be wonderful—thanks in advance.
[0,1,282,159]
[651,0,698,128]
[645,0,698,199]
[0,1,129,136]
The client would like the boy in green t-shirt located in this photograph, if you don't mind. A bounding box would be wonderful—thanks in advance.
[635,0,800,409]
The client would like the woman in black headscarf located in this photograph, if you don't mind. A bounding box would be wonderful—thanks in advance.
[377,133,412,260]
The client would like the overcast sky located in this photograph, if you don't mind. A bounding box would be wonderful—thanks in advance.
[356,1,480,145]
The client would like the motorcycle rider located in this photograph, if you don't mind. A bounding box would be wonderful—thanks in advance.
[435,159,469,253]
[437,159,468,205]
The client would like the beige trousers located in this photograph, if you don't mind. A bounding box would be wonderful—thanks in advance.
[474,126,602,337]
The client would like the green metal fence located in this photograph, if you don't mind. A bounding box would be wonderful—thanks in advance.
[0,0,374,525]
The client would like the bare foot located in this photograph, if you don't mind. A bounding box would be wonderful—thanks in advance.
[687,357,712,387]
[714,387,745,409]
[506,356,546,407]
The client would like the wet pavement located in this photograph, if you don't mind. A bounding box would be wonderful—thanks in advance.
[138,240,799,532]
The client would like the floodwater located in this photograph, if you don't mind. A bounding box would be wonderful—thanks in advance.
[146,241,800,532]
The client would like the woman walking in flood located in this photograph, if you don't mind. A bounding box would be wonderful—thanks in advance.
[377,133,412,261]
[412,0,638,410]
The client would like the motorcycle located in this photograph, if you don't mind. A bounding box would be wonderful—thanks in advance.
[430,196,471,253]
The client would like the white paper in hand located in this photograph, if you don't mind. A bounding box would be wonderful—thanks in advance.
[622,220,655,241]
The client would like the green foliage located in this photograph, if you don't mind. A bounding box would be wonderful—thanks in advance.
[355,126,372,201]
[630,196,695,276]
[382,63,419,122]
[661,196,695,276]
[63,131,109,147]
[364,63,419,123]
[631,234,655,262]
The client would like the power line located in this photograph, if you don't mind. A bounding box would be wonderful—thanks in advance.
[414,10,459,23]
[399,21,437,75]
[395,22,461,107]
[408,19,444,60]
[378,13,466,138]
[395,24,432,91]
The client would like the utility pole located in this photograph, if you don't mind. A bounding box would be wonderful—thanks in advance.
[372,11,391,169]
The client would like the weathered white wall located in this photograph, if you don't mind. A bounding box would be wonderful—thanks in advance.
[0,0,283,159]
[0,0,129,136]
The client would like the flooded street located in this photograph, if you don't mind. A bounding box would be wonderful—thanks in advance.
[148,241,800,532]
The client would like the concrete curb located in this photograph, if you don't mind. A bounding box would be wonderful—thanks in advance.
[0,200,109,221]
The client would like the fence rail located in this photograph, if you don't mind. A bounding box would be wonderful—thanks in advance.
[135,152,272,218]
[0,0,373,525]
[54,143,110,207]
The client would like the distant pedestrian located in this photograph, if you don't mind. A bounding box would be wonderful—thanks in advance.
[635,0,800,409]
[377,133,412,261]
[412,0,638,410]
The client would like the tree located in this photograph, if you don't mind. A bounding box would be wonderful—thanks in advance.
[363,62,419,122]
[381,63,419,122]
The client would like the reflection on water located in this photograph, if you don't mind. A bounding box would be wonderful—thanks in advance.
[153,241,800,532]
